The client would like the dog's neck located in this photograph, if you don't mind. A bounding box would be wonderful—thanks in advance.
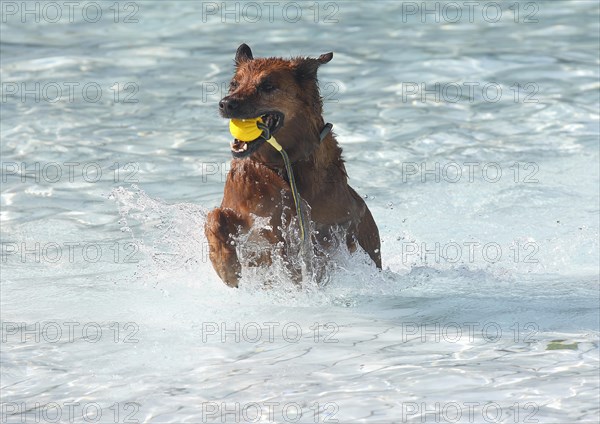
[291,131,348,200]
[264,108,348,200]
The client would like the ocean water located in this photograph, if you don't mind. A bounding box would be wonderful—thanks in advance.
[1,1,599,423]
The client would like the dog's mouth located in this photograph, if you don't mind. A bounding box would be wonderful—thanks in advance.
[230,111,284,158]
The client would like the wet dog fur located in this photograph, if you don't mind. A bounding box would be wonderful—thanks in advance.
[204,44,381,287]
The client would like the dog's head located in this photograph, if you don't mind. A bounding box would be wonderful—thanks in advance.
[219,44,333,165]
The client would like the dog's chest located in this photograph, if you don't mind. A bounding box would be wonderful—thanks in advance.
[221,159,294,216]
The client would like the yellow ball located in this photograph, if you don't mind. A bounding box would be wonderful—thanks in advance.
[229,117,263,142]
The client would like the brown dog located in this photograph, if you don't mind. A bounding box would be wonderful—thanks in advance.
[204,44,381,287]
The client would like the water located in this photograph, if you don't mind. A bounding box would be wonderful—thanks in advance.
[1,1,599,422]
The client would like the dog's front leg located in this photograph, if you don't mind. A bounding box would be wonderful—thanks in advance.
[347,187,382,269]
[204,208,245,287]
[355,205,382,269]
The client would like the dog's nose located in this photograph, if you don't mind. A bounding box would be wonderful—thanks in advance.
[219,97,238,113]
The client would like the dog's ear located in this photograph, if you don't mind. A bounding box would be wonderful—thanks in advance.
[235,43,253,65]
[317,52,333,64]
[295,52,333,81]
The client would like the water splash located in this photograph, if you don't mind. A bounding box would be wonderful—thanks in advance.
[109,185,208,283]
[108,185,416,305]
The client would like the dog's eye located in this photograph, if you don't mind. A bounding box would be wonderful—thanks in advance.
[229,80,239,90]
[259,81,276,92]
